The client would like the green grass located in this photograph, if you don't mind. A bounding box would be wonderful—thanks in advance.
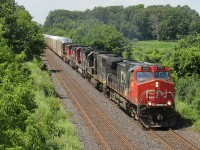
[25,61,83,149]
[132,40,177,50]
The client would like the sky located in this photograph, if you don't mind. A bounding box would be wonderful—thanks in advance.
[15,0,200,25]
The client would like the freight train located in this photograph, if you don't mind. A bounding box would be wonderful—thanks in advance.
[44,34,177,128]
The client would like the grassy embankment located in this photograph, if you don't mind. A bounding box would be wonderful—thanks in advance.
[26,60,83,149]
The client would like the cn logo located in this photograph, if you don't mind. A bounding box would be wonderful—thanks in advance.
[146,90,171,99]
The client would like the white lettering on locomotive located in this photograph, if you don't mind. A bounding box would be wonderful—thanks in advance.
[146,90,170,99]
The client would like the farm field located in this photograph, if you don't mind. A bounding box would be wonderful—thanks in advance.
[132,40,177,50]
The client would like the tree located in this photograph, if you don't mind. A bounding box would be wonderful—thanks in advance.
[1,1,44,60]
[0,1,82,149]
[43,5,200,41]
[68,20,127,55]
[174,35,200,76]
[145,5,165,40]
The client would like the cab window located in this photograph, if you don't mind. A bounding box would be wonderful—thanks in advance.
[130,71,134,79]
[136,72,152,82]
[155,71,170,79]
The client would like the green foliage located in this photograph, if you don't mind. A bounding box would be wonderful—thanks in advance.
[175,76,199,104]
[43,9,83,33]
[0,1,82,149]
[44,5,200,41]
[24,62,82,150]
[174,35,200,76]
[0,60,82,149]
[68,20,126,55]
[194,120,200,129]
[129,40,176,69]
[14,8,44,59]
[43,5,200,59]
[174,36,200,128]
[0,62,36,148]
[176,101,199,121]
[1,1,44,60]
[174,47,200,76]
[47,18,127,55]
[0,22,37,149]
[131,40,176,49]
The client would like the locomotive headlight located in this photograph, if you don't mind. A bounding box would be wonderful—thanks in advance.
[167,101,172,106]
[148,101,152,106]
[155,82,159,88]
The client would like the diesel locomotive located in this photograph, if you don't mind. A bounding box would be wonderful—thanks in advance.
[44,34,177,128]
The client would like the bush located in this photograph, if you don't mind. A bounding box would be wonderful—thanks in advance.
[24,61,82,149]
[194,120,200,130]
[176,101,199,121]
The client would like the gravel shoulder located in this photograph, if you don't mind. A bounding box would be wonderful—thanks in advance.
[43,55,102,150]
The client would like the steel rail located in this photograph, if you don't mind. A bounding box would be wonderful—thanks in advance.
[45,50,111,150]
[48,52,134,150]
[169,128,199,150]
[149,128,200,150]
[149,129,175,150]
[45,48,135,150]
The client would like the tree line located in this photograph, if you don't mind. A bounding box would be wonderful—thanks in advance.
[43,4,200,41]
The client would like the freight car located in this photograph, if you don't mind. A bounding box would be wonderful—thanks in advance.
[44,34,72,57]
[44,34,177,128]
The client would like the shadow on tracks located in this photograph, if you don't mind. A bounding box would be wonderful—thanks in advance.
[151,113,193,131]
[50,69,62,73]
[172,113,193,130]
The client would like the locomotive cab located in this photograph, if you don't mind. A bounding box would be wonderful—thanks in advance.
[76,46,93,76]
[129,65,176,128]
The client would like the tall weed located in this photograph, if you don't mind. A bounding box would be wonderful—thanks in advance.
[24,61,82,149]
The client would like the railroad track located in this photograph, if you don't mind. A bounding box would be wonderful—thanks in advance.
[44,48,135,150]
[149,128,199,150]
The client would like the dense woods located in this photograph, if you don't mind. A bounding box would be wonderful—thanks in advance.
[44,4,200,130]
[44,4,200,41]
[0,0,82,149]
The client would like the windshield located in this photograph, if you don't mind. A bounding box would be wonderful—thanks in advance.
[155,71,170,79]
[137,72,153,83]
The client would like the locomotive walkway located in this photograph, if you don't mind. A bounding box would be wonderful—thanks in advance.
[44,48,135,150]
